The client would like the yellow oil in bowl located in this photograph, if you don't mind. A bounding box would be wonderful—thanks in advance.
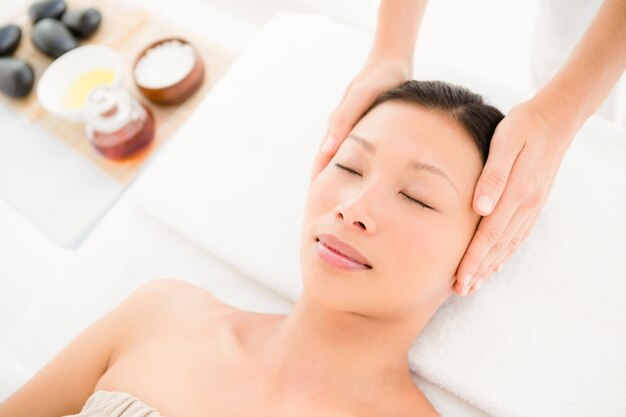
[62,69,116,110]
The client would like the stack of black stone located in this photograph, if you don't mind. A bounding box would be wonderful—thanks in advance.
[0,0,102,98]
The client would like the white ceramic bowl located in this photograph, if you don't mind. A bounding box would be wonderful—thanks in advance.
[37,45,123,122]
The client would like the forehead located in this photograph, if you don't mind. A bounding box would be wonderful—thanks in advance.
[349,101,484,195]
[354,101,470,153]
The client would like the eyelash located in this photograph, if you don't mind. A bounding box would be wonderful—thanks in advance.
[333,163,433,210]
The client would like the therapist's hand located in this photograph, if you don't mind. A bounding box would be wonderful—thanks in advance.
[310,58,412,184]
[455,98,578,296]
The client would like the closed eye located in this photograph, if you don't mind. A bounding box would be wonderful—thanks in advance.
[400,192,433,210]
[334,163,361,176]
[334,163,434,210]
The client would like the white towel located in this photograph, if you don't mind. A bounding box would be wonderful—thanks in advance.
[133,13,626,417]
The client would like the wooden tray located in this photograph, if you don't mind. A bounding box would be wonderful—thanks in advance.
[0,0,234,185]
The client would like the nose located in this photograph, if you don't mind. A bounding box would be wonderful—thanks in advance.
[334,191,379,234]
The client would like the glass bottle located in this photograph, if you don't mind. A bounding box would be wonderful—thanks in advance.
[83,86,155,160]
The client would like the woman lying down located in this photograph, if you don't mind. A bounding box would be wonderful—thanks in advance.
[0,80,503,417]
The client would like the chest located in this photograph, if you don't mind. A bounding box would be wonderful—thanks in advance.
[92,321,353,417]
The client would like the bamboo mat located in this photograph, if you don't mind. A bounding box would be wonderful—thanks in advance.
[0,0,234,185]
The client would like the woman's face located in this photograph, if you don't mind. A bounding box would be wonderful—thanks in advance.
[300,101,485,319]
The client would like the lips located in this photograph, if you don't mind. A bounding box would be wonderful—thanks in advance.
[315,233,372,268]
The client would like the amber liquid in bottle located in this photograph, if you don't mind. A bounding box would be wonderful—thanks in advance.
[84,86,156,161]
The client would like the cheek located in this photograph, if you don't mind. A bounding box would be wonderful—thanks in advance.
[383,215,470,290]
[301,174,337,248]
[385,216,447,275]
[304,171,337,216]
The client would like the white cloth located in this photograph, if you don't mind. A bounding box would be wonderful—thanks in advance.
[62,390,163,417]
[132,12,626,417]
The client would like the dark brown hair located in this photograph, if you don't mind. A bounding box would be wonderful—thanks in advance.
[363,80,504,165]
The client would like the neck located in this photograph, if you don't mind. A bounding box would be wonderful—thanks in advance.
[255,284,447,400]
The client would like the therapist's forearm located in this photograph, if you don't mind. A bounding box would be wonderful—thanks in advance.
[367,0,428,65]
[532,0,626,135]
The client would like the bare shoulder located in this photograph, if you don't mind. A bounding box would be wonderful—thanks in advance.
[131,278,233,309]
[0,279,218,416]
[112,278,238,346]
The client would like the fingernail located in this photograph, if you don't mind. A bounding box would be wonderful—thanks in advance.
[322,136,337,153]
[462,274,473,286]
[496,263,503,272]
[461,285,469,296]
[475,278,485,290]
[477,195,494,215]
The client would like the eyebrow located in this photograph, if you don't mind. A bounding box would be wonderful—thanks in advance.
[346,134,460,195]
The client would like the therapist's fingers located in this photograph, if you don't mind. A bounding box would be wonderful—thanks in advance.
[453,197,526,297]
[456,155,546,296]
[472,117,526,217]
[309,82,378,184]
[466,263,495,296]
[471,209,537,293]
[475,156,558,284]
[461,211,534,296]
[455,100,575,296]
[310,60,413,184]
[325,82,380,152]
[472,204,538,282]
[490,211,540,274]
[453,125,525,295]
[457,183,541,295]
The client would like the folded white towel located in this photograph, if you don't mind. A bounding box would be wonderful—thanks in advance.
[133,12,626,417]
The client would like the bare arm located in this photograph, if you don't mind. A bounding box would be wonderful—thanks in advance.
[367,0,428,64]
[0,306,119,416]
[532,0,626,134]
[0,278,183,417]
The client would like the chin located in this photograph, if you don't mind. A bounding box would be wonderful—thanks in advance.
[299,242,367,313]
